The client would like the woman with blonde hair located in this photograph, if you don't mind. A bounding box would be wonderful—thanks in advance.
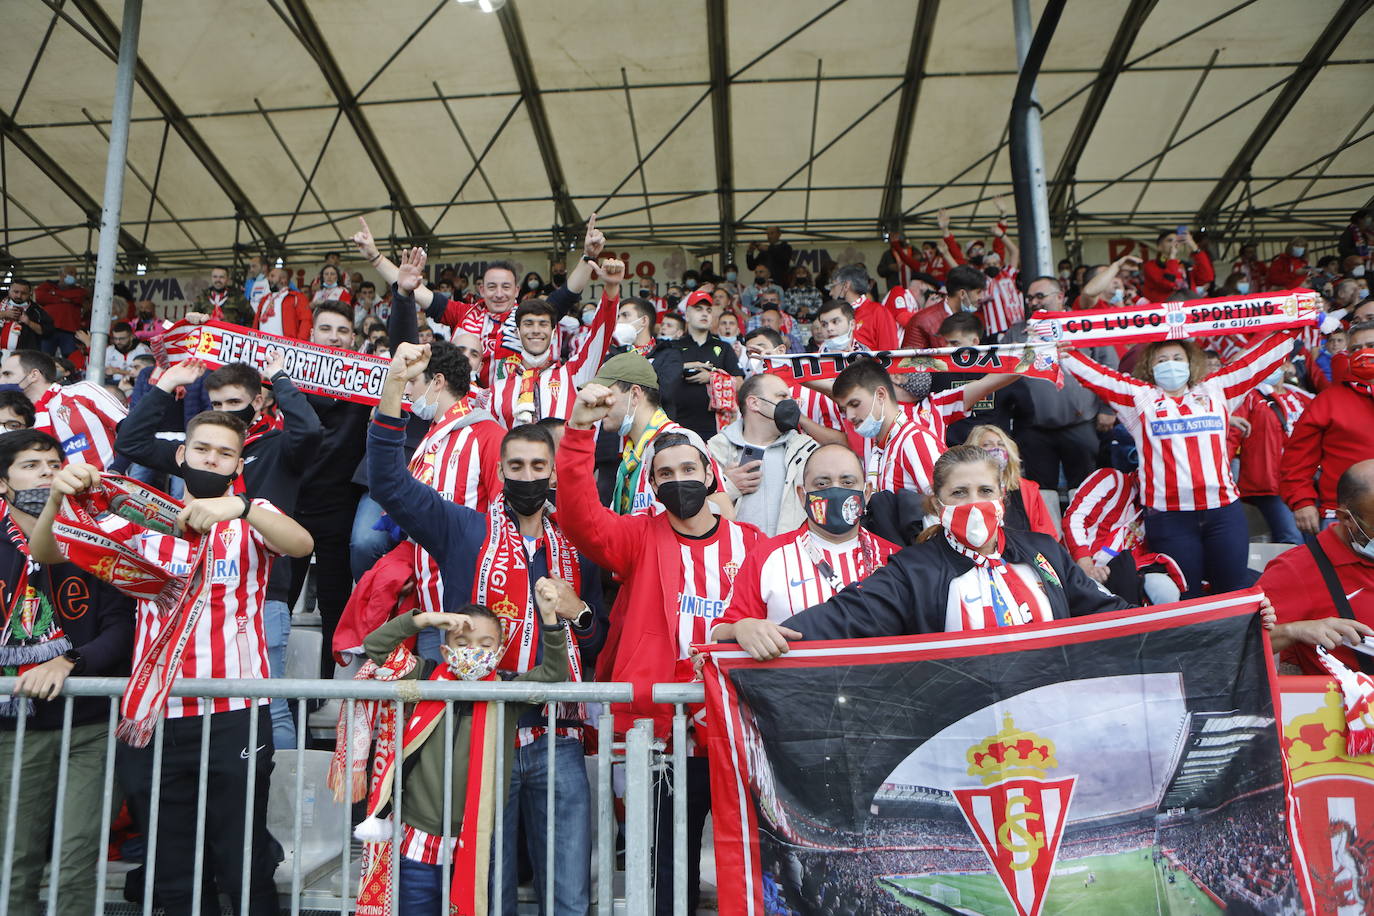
[963,424,1058,537]
[1061,330,1295,598]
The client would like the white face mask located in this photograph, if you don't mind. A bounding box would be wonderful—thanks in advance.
[410,381,440,421]
[1263,367,1284,388]
[1291,246,1305,257]
[524,346,552,367]
[1353,265,1367,278]
[822,332,852,352]
[1347,511,1374,561]
[613,321,639,347]
[582,309,597,326]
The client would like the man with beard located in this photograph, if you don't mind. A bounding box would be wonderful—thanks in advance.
[102,321,151,382]
[368,342,607,915]
[0,279,52,352]
[189,266,254,327]
[253,267,312,340]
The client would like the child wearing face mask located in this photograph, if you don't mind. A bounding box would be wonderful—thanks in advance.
[347,594,568,916]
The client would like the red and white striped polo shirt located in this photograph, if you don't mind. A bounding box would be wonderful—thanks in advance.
[718,525,897,626]
[672,518,754,659]
[487,292,617,428]
[122,499,280,719]
[1063,331,1293,511]
[32,382,127,470]
[792,382,844,431]
[866,412,946,495]
[982,267,1024,337]
[409,404,504,617]
[1064,468,1145,563]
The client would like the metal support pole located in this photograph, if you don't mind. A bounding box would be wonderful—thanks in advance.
[87,0,142,386]
[1010,0,1060,279]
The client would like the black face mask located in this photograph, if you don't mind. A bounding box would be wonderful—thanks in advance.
[178,461,238,500]
[804,486,865,536]
[656,480,709,519]
[984,266,1000,279]
[551,273,567,287]
[225,403,257,426]
[771,398,802,434]
[666,294,681,308]
[504,477,552,516]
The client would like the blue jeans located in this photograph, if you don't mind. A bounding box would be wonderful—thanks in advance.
[262,599,295,750]
[350,492,399,581]
[491,734,592,916]
[398,855,444,916]
[40,330,80,358]
[1243,494,1302,544]
[1143,502,1250,599]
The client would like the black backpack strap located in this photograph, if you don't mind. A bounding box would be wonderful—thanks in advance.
[1305,534,1374,675]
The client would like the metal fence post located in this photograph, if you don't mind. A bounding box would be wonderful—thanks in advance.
[596,710,614,916]
[44,698,75,915]
[625,718,654,912]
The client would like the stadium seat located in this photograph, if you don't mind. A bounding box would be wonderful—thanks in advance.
[1039,488,1062,539]
[1247,541,1297,574]
[285,628,323,681]
[268,749,348,891]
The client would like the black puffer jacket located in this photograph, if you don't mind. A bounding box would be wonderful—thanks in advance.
[784,529,1131,639]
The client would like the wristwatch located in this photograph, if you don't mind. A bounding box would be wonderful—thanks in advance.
[63,648,86,676]
[580,253,597,264]
[238,494,253,518]
[572,603,594,630]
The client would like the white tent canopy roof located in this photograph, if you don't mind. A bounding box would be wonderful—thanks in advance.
[2,0,1371,272]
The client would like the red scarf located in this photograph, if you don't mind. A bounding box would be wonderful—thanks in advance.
[350,652,502,916]
[474,496,580,674]
[1315,645,1374,756]
[708,368,738,432]
[408,400,475,487]
[244,405,284,448]
[0,508,72,715]
[49,475,212,746]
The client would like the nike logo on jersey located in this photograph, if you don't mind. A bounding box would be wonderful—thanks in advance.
[240,744,267,759]
[788,578,813,589]
[1347,587,1366,601]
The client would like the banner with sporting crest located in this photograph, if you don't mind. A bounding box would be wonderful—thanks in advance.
[700,590,1302,916]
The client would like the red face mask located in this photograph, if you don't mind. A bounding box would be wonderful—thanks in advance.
[1350,349,1374,382]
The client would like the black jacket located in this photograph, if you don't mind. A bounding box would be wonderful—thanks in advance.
[784,530,1131,640]
[0,534,135,730]
[113,372,322,599]
[300,393,370,515]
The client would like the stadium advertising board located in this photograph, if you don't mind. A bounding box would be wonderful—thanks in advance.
[700,590,1299,915]
[1277,676,1374,915]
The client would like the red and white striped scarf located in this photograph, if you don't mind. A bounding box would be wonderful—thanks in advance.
[49,475,213,745]
[1314,645,1374,756]
[708,368,738,432]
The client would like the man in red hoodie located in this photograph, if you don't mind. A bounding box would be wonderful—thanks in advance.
[1140,229,1214,302]
[828,264,898,350]
[556,380,764,915]
[1280,320,1374,535]
[1266,238,1310,290]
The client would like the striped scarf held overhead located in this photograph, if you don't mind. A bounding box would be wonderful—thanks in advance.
[0,509,71,716]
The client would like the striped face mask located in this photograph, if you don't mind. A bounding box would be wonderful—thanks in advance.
[940,500,1005,553]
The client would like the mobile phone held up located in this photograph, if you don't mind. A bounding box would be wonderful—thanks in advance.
[740,444,766,467]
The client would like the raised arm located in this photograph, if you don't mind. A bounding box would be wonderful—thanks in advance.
[1060,348,1146,409]
[548,214,606,314]
[1210,329,1297,407]
[1081,255,1140,305]
[113,358,205,473]
[263,351,323,471]
[352,216,434,309]
[993,221,1019,271]
[31,464,104,565]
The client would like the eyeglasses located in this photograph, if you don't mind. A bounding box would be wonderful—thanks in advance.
[0,421,25,432]
[1026,292,1056,301]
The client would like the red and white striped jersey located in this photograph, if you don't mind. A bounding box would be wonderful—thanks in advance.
[442,299,520,386]
[867,411,946,494]
[409,404,505,616]
[1266,384,1315,431]
[1064,468,1145,563]
[400,824,452,865]
[309,285,352,306]
[123,499,280,719]
[792,382,844,431]
[1063,331,1293,511]
[32,382,127,470]
[671,517,754,659]
[983,267,1024,336]
[488,293,617,427]
[719,525,897,626]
